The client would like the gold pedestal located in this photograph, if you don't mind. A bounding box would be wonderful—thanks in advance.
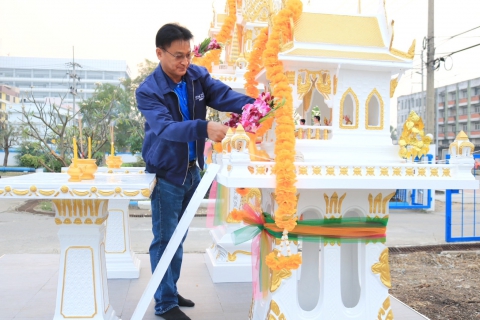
[106,155,123,169]
[76,159,98,180]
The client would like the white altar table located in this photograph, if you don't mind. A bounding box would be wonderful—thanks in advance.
[61,166,147,279]
[0,172,155,320]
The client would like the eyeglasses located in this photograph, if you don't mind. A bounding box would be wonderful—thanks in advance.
[161,48,192,62]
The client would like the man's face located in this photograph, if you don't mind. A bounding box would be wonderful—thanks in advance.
[156,40,191,82]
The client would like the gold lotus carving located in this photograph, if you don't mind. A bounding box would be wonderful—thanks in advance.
[353,167,362,176]
[371,248,392,288]
[312,166,321,175]
[326,166,335,176]
[227,250,252,262]
[366,167,375,176]
[270,269,292,293]
[377,297,394,320]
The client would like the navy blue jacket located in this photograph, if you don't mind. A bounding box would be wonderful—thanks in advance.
[136,64,254,186]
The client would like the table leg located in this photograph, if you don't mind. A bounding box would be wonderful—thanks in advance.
[105,199,141,279]
[53,199,118,320]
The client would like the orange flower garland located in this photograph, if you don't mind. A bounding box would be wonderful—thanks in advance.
[244,27,269,98]
[265,251,302,271]
[263,0,303,232]
[229,208,246,221]
[235,187,250,197]
[193,0,236,72]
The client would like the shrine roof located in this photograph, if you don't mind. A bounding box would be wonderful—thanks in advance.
[294,13,385,48]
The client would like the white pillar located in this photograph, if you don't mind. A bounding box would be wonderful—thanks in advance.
[105,199,141,279]
[53,199,118,320]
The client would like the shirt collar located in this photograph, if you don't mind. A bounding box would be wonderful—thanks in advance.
[161,66,184,91]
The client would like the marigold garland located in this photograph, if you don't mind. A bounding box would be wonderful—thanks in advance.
[229,208,245,221]
[265,251,302,271]
[244,27,269,98]
[263,0,303,232]
[235,187,250,197]
[193,0,236,72]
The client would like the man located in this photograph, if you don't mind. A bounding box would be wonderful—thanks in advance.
[136,23,254,320]
[313,115,321,126]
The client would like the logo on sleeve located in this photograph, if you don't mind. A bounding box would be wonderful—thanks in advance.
[195,92,205,101]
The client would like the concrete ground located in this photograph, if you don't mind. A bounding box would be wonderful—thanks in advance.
[0,196,457,320]
[0,198,451,256]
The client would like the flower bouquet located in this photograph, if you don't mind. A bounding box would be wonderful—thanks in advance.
[225,92,285,135]
[223,92,284,161]
[193,37,222,57]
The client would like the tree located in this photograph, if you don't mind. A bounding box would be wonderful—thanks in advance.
[0,109,21,166]
[16,60,157,170]
[17,92,80,171]
[115,59,157,154]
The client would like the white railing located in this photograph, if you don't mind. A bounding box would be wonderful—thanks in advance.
[295,125,333,140]
[239,161,454,179]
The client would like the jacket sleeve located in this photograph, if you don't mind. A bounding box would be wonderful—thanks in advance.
[200,69,255,113]
[136,82,209,143]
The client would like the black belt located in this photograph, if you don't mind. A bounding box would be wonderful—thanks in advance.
[188,160,197,169]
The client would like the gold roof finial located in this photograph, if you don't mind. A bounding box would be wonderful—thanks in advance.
[455,130,469,141]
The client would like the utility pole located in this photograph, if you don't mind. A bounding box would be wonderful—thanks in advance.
[426,0,435,139]
[67,47,82,156]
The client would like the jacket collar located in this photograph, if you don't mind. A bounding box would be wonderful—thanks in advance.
[153,63,202,95]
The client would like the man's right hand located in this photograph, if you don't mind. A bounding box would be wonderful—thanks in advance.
[207,121,228,142]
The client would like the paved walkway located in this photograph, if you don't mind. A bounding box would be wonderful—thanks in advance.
[0,199,450,256]
[0,254,428,320]
[0,197,455,319]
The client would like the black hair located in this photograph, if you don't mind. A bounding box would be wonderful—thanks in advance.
[300,119,306,124]
[314,115,321,121]
[155,23,194,49]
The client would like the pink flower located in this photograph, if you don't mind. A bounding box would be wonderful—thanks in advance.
[193,45,202,57]
[207,39,221,50]
[224,92,281,134]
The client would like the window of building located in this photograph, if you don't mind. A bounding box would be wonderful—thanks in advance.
[104,72,122,80]
[460,90,467,99]
[448,92,456,101]
[51,70,68,79]
[439,93,445,102]
[51,82,68,89]
[33,70,49,78]
[340,88,358,129]
[15,81,32,88]
[475,123,480,130]
[15,70,32,78]
[86,71,103,79]
[475,87,480,96]
[365,89,383,130]
[0,69,14,77]
[439,110,444,118]
[449,109,456,116]
[475,105,480,113]
[33,82,49,88]
[462,124,468,131]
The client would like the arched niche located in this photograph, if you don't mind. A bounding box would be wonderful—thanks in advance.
[341,208,363,308]
[297,209,322,311]
[339,88,359,129]
[365,89,384,130]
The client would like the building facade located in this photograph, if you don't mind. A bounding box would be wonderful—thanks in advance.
[0,84,20,122]
[397,77,480,157]
[0,57,130,104]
